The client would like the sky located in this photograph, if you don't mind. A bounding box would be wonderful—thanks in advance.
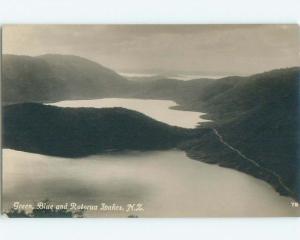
[2,24,300,75]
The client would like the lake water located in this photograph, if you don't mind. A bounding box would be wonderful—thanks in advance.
[48,98,210,128]
[119,72,225,81]
[2,98,299,217]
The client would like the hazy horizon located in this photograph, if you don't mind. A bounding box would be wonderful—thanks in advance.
[3,24,300,76]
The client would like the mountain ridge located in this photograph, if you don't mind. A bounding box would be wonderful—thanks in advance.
[2,54,129,104]
[2,53,299,199]
[3,103,201,157]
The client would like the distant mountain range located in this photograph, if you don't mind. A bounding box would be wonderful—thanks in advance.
[2,54,299,200]
[1,54,233,105]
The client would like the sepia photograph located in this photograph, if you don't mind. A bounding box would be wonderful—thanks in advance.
[1,24,300,217]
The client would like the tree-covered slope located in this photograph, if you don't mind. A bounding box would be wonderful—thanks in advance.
[3,103,200,157]
[2,54,129,104]
[2,53,299,199]
[182,67,300,199]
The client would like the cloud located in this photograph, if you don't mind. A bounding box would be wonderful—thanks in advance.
[3,24,299,75]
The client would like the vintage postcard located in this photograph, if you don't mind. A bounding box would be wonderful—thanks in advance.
[1,24,299,217]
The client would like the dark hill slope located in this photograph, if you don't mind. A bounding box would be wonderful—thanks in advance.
[2,54,215,104]
[38,54,129,97]
[130,78,213,104]
[2,54,299,199]
[3,103,201,157]
[202,67,299,119]
[2,54,129,104]
[2,55,60,103]
[182,67,300,199]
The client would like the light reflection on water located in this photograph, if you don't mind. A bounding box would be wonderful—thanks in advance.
[47,98,210,129]
[3,149,299,217]
[3,98,299,217]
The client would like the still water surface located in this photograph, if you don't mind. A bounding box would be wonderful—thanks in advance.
[48,98,210,128]
[3,98,298,217]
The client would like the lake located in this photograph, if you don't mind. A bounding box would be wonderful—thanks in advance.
[119,72,225,81]
[2,98,299,217]
[47,98,210,128]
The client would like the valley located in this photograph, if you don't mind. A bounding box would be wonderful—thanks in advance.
[2,54,300,204]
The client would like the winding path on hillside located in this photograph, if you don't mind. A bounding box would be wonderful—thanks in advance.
[211,127,296,197]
